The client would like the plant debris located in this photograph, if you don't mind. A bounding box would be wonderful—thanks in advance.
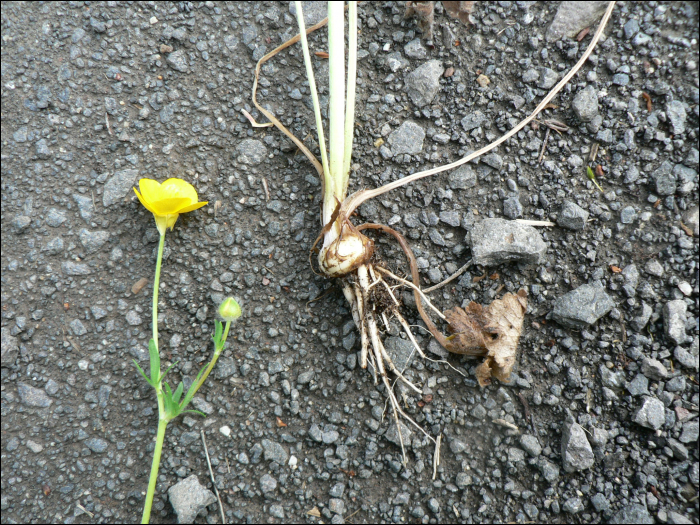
[443,1,476,25]
[443,289,527,386]
[405,1,435,39]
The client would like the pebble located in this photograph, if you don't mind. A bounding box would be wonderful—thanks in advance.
[168,475,216,524]
[666,100,687,135]
[609,503,654,524]
[388,121,425,155]
[651,160,676,196]
[103,169,139,207]
[641,357,669,380]
[645,259,665,277]
[663,300,688,345]
[85,437,109,453]
[79,229,110,254]
[572,85,598,122]
[468,219,547,266]
[561,418,595,472]
[46,208,67,227]
[557,201,589,230]
[537,68,558,89]
[546,1,609,42]
[17,382,52,407]
[632,396,665,430]
[551,282,615,329]
[447,165,477,189]
[404,60,444,107]
[69,319,87,336]
[503,196,523,219]
[404,38,427,60]
[383,336,416,373]
[260,473,277,493]
[1,328,19,367]
[236,139,267,165]
[679,420,698,443]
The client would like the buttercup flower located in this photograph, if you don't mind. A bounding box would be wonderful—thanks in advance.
[134,178,208,235]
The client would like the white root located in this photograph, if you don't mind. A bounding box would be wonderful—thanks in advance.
[375,267,446,321]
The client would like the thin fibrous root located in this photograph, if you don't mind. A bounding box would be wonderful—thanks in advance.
[375,267,446,321]
[376,337,421,395]
[393,308,427,360]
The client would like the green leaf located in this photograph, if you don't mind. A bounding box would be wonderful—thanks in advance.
[162,382,181,420]
[181,409,207,418]
[132,359,156,387]
[148,339,161,385]
[161,360,179,381]
[172,382,184,405]
[212,320,223,344]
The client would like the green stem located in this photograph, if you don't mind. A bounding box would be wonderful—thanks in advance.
[191,321,231,396]
[141,407,168,524]
[152,233,166,350]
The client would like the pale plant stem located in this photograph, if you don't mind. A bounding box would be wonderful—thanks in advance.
[324,1,346,243]
[341,1,358,194]
[339,1,616,217]
[294,2,330,194]
[152,233,166,351]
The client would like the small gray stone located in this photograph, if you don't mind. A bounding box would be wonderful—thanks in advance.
[535,457,560,483]
[73,194,95,223]
[166,49,189,72]
[125,310,142,326]
[469,218,547,266]
[633,396,665,430]
[385,421,412,448]
[1,327,19,367]
[666,100,687,135]
[388,121,425,155]
[449,437,467,454]
[572,85,599,122]
[35,138,51,159]
[679,420,698,444]
[383,336,415,373]
[269,505,285,519]
[404,60,444,107]
[663,300,688,345]
[562,497,584,514]
[590,493,610,513]
[558,201,589,230]
[620,206,637,224]
[612,73,629,86]
[652,160,676,196]
[69,319,87,336]
[404,38,427,59]
[546,1,609,42]
[519,434,542,457]
[626,373,649,396]
[623,19,639,39]
[609,503,654,524]
[447,165,477,189]
[588,427,609,448]
[104,169,139,207]
[26,440,43,453]
[645,259,664,277]
[667,511,693,524]
[297,370,314,384]
[630,303,653,332]
[503,196,523,219]
[13,215,31,232]
[461,111,486,131]
[599,365,625,390]
[17,382,52,407]
[85,437,109,453]
[562,420,595,472]
[322,430,339,444]
[236,139,267,165]
[260,473,277,493]
[552,283,615,329]
[62,261,92,276]
[329,498,345,515]
[168,475,216,524]
[538,68,558,89]
[667,438,689,460]
[674,346,698,371]
[641,357,669,381]
[46,208,67,227]
[289,1,327,27]
[439,211,461,227]
[79,229,109,254]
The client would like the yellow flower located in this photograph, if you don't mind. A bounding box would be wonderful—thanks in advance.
[134,178,208,235]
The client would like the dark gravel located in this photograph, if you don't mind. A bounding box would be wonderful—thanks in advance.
[1,1,698,524]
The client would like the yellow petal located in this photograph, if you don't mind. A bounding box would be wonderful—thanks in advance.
[138,178,163,204]
[177,200,208,213]
[161,178,199,205]
[149,197,192,216]
[134,187,159,215]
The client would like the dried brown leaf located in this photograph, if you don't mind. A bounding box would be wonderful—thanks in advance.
[307,507,321,517]
[132,278,148,295]
[444,289,527,386]
[405,1,435,39]
[443,1,475,25]
[679,222,694,237]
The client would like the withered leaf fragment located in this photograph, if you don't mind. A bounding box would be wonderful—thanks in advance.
[443,1,476,25]
[405,2,435,39]
[444,289,527,386]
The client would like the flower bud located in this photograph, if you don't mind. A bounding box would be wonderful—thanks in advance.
[219,297,241,321]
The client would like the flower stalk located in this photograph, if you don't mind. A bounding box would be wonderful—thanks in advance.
[131,177,240,524]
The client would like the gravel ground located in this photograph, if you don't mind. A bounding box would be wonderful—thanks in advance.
[1,1,698,524]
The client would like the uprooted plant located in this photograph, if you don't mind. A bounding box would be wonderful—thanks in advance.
[249,1,615,463]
